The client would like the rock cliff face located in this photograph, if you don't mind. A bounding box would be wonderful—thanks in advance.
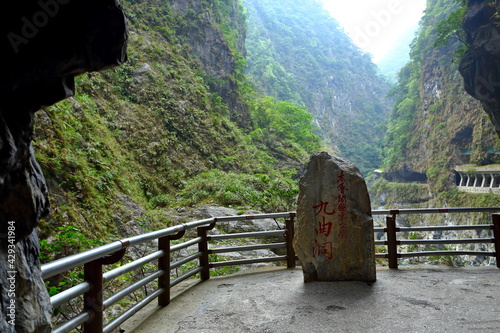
[171,0,249,127]
[243,0,391,175]
[0,1,128,331]
[460,0,500,136]
[370,0,500,267]
[380,0,499,193]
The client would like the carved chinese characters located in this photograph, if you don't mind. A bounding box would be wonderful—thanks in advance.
[336,170,348,239]
[294,152,376,282]
[313,201,335,259]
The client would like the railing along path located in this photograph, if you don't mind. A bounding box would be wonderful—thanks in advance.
[41,208,500,333]
[372,207,500,268]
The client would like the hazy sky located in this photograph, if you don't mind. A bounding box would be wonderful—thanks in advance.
[320,0,427,63]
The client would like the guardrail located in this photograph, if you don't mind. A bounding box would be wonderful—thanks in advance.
[372,207,500,269]
[42,212,296,333]
[41,208,500,333]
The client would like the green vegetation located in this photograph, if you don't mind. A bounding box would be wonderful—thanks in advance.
[382,62,420,170]
[35,0,500,268]
[176,169,298,212]
[40,225,105,263]
[35,0,324,250]
[380,0,500,196]
[370,177,432,205]
[208,254,241,276]
[249,97,321,155]
[434,0,468,52]
[243,0,391,175]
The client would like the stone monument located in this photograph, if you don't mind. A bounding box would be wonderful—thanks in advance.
[294,152,376,282]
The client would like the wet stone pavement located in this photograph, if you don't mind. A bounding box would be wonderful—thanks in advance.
[121,265,500,333]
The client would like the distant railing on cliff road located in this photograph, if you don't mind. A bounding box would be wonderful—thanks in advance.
[372,207,500,269]
[41,208,500,333]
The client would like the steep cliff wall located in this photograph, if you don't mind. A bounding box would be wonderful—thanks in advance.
[243,0,392,175]
[0,1,128,331]
[460,0,500,136]
[381,0,500,194]
[170,0,250,126]
[371,0,500,267]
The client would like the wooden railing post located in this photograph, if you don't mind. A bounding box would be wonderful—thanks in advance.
[285,213,296,268]
[198,222,216,281]
[158,236,170,306]
[158,229,185,306]
[492,214,500,269]
[83,260,103,333]
[83,249,126,333]
[386,214,399,269]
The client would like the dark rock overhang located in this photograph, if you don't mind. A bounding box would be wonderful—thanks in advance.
[459,0,500,137]
[1,0,128,112]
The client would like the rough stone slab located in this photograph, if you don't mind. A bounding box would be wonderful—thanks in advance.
[294,152,376,282]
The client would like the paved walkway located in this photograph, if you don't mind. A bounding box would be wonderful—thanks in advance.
[121,265,500,333]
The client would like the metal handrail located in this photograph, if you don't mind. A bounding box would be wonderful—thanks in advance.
[103,289,164,333]
[103,251,163,283]
[50,282,90,308]
[372,206,500,215]
[398,250,495,257]
[43,211,297,333]
[41,208,500,333]
[209,242,286,254]
[42,241,125,279]
[170,252,203,269]
[52,310,90,333]
[375,210,500,268]
[103,270,164,309]
[396,225,492,232]
[41,219,216,280]
[170,267,203,288]
[397,238,493,245]
[210,230,285,240]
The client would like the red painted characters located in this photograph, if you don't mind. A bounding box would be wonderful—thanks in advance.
[312,170,349,259]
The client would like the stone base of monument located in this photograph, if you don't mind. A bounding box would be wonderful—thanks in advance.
[294,152,376,282]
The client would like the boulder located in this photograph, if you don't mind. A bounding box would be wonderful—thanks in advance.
[294,152,376,282]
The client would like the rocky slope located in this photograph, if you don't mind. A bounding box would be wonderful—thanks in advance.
[32,0,319,248]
